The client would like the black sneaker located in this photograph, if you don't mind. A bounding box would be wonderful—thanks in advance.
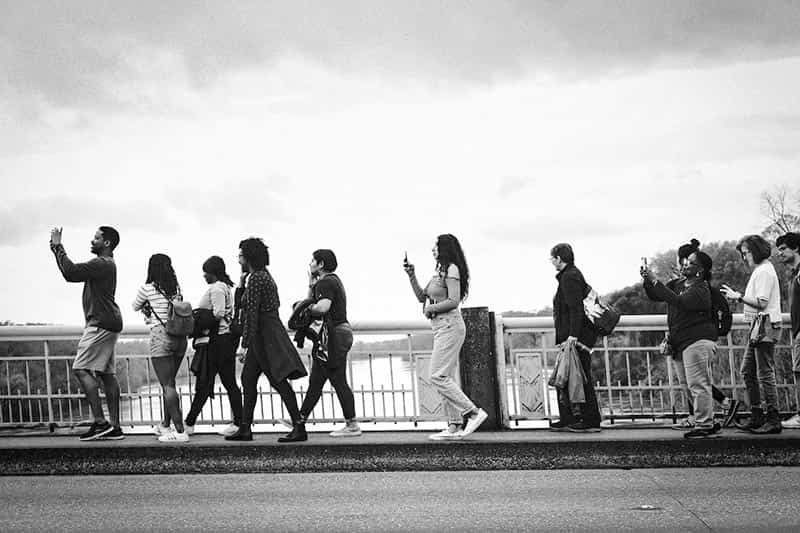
[722,400,741,428]
[566,421,601,433]
[549,419,570,431]
[684,423,722,439]
[100,426,125,440]
[79,420,113,441]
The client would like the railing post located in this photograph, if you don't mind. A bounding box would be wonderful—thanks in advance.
[493,314,511,429]
[459,307,501,430]
[42,340,55,432]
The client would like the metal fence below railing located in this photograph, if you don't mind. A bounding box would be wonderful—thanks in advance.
[501,313,798,425]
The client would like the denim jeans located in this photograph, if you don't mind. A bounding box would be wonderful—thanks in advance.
[682,340,716,428]
[741,340,778,411]
[429,310,476,425]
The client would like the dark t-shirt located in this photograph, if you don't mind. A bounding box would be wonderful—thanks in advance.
[314,274,347,326]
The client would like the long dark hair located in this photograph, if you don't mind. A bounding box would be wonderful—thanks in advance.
[146,254,179,297]
[436,233,470,301]
[203,255,234,287]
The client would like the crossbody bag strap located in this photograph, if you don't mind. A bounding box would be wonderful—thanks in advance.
[152,285,175,326]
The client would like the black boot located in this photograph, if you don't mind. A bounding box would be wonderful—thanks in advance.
[735,407,764,431]
[751,407,782,434]
[225,425,253,441]
[278,422,308,443]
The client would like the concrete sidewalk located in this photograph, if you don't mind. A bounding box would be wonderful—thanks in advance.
[2,427,800,474]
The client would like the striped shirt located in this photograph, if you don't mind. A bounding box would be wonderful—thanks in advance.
[132,283,182,329]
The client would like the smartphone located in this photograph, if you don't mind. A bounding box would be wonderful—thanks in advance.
[403,251,409,267]
[641,257,648,269]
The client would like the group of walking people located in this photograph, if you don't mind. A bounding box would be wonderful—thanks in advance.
[49,227,489,442]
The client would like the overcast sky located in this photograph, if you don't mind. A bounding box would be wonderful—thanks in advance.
[2,1,800,326]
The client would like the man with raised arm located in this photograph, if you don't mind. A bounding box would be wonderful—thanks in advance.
[50,226,124,441]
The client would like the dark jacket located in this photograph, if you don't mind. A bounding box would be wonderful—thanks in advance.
[553,264,597,347]
[790,265,800,338]
[644,277,717,353]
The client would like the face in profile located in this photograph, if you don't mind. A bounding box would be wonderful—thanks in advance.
[90,229,106,255]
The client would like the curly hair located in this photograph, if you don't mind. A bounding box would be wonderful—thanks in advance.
[436,233,470,301]
[238,237,270,269]
[146,253,179,297]
[736,234,772,264]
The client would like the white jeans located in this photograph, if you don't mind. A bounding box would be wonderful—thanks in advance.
[429,310,476,425]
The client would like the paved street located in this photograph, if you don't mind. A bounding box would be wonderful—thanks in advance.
[2,468,799,532]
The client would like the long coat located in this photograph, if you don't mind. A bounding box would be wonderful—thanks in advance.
[250,310,307,382]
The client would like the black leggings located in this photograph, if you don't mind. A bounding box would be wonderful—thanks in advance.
[299,358,356,421]
[185,334,242,426]
[240,354,300,426]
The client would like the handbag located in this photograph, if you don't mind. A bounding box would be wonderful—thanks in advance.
[583,285,621,336]
[748,313,770,346]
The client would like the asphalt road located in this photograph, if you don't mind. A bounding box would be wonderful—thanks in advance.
[2,468,799,532]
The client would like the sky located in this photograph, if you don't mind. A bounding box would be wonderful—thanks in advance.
[2,1,800,326]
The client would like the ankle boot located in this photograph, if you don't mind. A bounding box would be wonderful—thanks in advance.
[278,422,307,443]
[225,425,253,441]
[751,408,782,434]
[735,407,764,431]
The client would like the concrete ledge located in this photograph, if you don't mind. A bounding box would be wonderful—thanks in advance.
[2,429,800,475]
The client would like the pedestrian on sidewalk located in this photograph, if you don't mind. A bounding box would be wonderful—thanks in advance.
[49,226,124,441]
[404,234,488,440]
[642,248,722,439]
[132,254,190,442]
[776,232,800,429]
[284,249,361,442]
[226,238,307,441]
[721,235,783,434]
[548,243,602,433]
[183,256,243,438]
[648,239,740,430]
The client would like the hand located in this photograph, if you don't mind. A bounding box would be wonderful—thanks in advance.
[639,265,654,283]
[403,262,415,276]
[307,270,320,287]
[566,336,578,345]
[237,348,248,363]
[423,303,436,319]
[50,227,63,246]
[720,284,741,301]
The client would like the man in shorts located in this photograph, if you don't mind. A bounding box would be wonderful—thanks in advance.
[50,226,124,441]
[777,232,800,429]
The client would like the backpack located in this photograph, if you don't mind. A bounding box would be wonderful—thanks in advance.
[582,285,621,336]
[708,283,732,337]
[154,287,194,337]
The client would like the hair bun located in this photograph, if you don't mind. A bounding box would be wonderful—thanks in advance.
[690,238,700,249]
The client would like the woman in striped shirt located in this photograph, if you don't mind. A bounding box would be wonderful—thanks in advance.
[132,253,189,442]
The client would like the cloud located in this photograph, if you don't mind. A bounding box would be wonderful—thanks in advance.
[482,214,636,246]
[3,1,800,114]
[0,196,176,247]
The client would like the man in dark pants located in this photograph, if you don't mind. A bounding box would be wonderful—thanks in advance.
[549,242,601,432]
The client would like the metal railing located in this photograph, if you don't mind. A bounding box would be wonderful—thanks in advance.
[0,321,436,431]
[501,313,797,424]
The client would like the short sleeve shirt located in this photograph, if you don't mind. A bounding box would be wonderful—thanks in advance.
[314,274,347,326]
[744,261,782,324]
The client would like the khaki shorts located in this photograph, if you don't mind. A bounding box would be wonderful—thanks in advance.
[73,326,118,374]
[149,325,187,359]
[792,331,800,373]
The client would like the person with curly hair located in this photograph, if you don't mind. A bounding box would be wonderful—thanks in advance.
[404,234,487,440]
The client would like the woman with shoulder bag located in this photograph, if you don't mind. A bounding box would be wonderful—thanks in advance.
[720,234,783,434]
[132,254,189,442]
[403,234,488,440]
[183,256,243,437]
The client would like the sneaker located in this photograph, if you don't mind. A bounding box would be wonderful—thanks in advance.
[184,424,195,436]
[671,416,696,430]
[101,426,125,440]
[566,421,602,433]
[461,408,488,437]
[79,420,114,441]
[781,414,800,429]
[158,430,189,443]
[153,424,170,436]
[217,423,239,437]
[330,424,362,437]
[735,409,764,432]
[428,428,463,441]
[549,419,570,431]
[722,400,741,428]
[684,423,722,439]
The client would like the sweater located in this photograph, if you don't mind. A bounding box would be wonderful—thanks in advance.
[644,277,717,353]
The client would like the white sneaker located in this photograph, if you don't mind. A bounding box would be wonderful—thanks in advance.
[428,428,463,441]
[329,425,362,437]
[782,413,800,429]
[671,416,696,430]
[217,423,239,436]
[158,430,189,443]
[461,408,488,437]
[184,424,195,436]
[153,424,170,436]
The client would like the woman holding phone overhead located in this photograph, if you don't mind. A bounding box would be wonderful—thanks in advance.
[403,234,488,440]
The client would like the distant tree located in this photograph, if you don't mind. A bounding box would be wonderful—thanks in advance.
[761,185,800,239]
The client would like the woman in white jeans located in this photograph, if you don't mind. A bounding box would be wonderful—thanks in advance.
[404,233,487,440]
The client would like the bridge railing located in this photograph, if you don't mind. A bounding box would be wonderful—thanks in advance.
[501,313,797,424]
